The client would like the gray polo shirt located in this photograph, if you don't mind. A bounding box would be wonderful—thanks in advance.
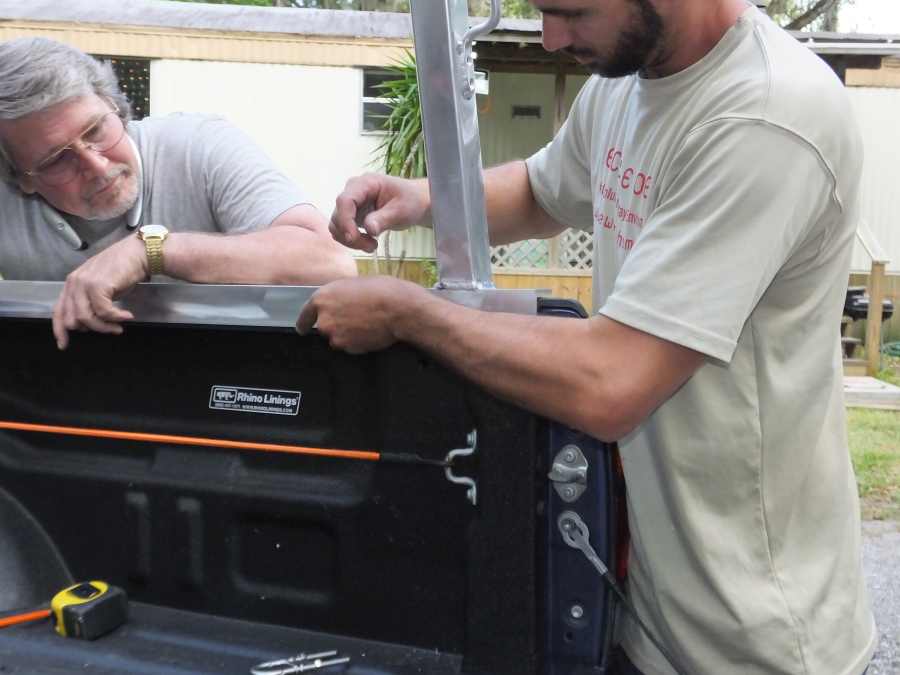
[0,112,309,280]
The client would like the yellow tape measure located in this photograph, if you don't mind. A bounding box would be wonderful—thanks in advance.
[51,581,128,640]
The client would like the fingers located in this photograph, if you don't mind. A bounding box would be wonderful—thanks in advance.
[295,296,320,336]
[91,294,135,324]
[328,212,378,253]
[52,278,134,350]
[330,176,373,251]
[361,201,402,241]
[330,174,423,253]
[52,301,71,352]
[52,301,122,352]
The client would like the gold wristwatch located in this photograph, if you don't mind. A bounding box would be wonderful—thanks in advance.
[137,224,169,276]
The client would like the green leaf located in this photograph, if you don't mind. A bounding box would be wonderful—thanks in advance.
[371,51,426,179]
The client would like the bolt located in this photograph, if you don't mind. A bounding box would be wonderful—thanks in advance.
[564,450,576,463]
[570,604,584,620]
[563,486,576,499]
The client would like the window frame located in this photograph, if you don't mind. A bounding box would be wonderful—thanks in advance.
[360,68,394,136]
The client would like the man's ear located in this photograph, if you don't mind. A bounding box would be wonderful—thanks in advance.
[15,173,37,195]
[1,147,36,195]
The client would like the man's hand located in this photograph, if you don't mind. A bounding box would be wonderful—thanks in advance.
[52,235,148,350]
[296,276,428,354]
[330,174,430,253]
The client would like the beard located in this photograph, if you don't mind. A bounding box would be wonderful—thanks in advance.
[81,165,139,220]
[566,0,665,78]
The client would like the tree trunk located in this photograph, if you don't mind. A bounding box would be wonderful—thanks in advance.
[821,3,840,31]
[785,0,841,30]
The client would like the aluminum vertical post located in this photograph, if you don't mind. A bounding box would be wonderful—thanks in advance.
[409,0,500,290]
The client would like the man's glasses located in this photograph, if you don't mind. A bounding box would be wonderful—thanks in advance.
[22,107,126,187]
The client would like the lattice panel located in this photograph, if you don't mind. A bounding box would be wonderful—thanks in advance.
[491,239,549,268]
[559,228,593,270]
[491,228,593,270]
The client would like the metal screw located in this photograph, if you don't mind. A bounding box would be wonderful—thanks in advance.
[564,450,576,463]
[570,604,584,619]
[563,486,576,499]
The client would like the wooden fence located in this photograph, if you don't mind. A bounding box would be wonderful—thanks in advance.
[356,259,594,311]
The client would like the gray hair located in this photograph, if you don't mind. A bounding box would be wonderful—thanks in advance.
[0,37,132,182]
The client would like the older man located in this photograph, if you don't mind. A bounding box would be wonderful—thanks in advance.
[0,37,356,349]
[302,1,875,673]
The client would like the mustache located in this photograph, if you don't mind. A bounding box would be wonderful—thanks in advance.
[562,46,598,60]
[83,165,130,200]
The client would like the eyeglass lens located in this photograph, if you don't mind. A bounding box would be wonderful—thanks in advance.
[35,112,126,186]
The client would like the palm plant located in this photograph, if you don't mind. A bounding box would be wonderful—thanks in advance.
[374,51,426,179]
[370,51,431,280]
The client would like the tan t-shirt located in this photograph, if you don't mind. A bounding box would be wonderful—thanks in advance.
[527,7,875,675]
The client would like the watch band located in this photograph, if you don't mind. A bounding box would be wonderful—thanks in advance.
[145,237,165,276]
[138,225,169,277]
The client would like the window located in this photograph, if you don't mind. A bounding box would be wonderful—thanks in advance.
[95,56,151,120]
[361,69,394,133]
[511,105,541,119]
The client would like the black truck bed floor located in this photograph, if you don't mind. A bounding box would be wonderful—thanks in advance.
[0,602,464,675]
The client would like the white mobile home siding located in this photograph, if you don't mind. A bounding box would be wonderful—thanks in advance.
[848,87,900,273]
[150,59,382,219]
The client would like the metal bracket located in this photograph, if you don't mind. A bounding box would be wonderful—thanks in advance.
[457,0,501,99]
[548,444,588,503]
[444,429,478,506]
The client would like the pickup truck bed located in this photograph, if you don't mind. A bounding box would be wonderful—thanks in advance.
[0,602,463,674]
[0,288,619,675]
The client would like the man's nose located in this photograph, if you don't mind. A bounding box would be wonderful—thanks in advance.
[72,143,109,178]
[541,14,572,53]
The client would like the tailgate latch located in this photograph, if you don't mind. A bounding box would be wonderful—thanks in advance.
[548,444,588,503]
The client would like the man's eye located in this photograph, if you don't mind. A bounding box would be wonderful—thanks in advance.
[83,120,106,142]
[40,150,74,173]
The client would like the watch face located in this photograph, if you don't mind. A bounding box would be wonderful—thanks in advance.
[140,224,168,238]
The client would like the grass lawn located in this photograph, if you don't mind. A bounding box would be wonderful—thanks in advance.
[875,354,900,387]
[847,407,900,520]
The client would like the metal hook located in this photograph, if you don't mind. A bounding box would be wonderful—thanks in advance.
[461,0,502,49]
[251,650,350,675]
[444,429,478,506]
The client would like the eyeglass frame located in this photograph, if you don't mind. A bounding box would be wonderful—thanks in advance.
[19,103,127,186]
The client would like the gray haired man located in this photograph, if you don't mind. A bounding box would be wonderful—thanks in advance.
[0,37,356,349]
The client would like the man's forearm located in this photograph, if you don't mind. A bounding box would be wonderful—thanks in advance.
[391,289,700,442]
[162,225,357,285]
